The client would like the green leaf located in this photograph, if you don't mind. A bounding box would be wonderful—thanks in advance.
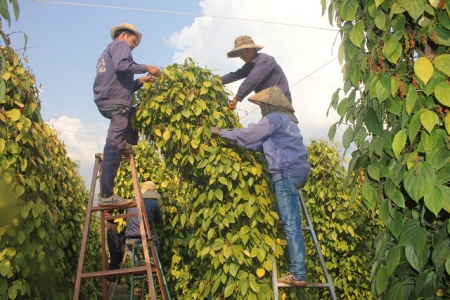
[431,27,450,46]
[420,110,437,133]
[414,57,434,85]
[424,186,443,216]
[392,130,407,159]
[215,189,223,201]
[388,210,404,239]
[224,283,234,298]
[375,11,386,30]
[375,74,391,103]
[434,54,450,76]
[398,219,420,247]
[349,21,365,47]
[408,110,422,142]
[382,32,403,63]
[368,165,380,180]
[386,247,401,276]
[445,113,450,135]
[0,259,10,276]
[405,86,417,115]
[427,145,450,169]
[375,265,388,295]
[340,0,358,21]
[412,226,427,255]
[362,183,378,209]
[402,0,426,21]
[342,126,354,149]
[390,76,400,97]
[435,82,450,107]
[404,162,435,201]
[405,244,429,272]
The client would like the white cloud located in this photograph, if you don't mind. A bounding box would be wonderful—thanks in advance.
[167,0,346,147]
[48,115,108,187]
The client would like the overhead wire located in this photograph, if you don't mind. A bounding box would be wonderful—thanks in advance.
[36,0,341,134]
[33,0,339,32]
[239,57,339,120]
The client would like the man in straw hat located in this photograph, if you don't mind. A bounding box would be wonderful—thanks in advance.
[94,23,162,207]
[221,36,292,110]
[125,181,163,266]
[209,86,310,286]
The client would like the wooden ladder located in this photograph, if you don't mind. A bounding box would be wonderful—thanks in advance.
[73,151,169,300]
[272,191,337,300]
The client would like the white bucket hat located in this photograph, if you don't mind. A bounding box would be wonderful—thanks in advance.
[110,23,142,47]
[227,36,264,58]
[141,181,161,199]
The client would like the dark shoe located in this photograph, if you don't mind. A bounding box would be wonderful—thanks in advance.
[277,272,307,287]
[99,195,133,207]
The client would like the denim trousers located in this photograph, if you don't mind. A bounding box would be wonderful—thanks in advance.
[106,225,126,270]
[99,106,138,197]
[274,176,308,280]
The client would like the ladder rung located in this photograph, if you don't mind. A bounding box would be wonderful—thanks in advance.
[276,282,332,288]
[80,265,156,279]
[301,226,311,231]
[91,204,137,212]
[104,213,138,220]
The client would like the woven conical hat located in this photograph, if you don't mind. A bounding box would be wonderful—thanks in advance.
[248,86,294,112]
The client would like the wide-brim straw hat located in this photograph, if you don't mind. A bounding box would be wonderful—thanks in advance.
[227,36,264,58]
[110,23,142,47]
[248,86,295,112]
[141,181,161,199]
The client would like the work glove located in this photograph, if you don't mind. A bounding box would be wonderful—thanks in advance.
[209,126,220,136]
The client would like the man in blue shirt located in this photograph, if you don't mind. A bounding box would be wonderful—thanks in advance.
[94,23,161,207]
[210,86,310,286]
[125,181,163,266]
[221,36,291,110]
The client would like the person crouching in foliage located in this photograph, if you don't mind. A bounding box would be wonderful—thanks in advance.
[209,85,311,286]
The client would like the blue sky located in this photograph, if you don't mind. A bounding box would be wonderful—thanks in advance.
[7,0,347,187]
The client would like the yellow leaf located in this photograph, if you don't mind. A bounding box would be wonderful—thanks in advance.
[163,130,171,141]
[256,268,265,278]
[414,57,434,85]
[2,72,11,81]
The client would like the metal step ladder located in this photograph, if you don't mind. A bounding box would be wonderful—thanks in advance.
[73,151,169,300]
[272,191,337,300]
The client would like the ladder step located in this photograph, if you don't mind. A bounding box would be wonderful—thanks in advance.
[80,265,156,279]
[91,204,137,212]
[277,282,333,288]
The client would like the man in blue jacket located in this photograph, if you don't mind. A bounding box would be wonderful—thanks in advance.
[210,86,310,286]
[221,36,291,110]
[94,23,161,206]
[125,181,163,266]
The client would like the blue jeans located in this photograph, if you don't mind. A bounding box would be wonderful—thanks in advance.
[99,106,138,197]
[106,223,126,270]
[274,176,308,280]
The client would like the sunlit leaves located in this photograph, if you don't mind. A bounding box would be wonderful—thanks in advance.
[392,130,407,159]
[420,111,437,133]
[414,57,433,85]
[1,47,99,298]
[401,0,426,21]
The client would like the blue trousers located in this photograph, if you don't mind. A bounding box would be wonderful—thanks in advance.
[274,176,308,280]
[106,223,126,270]
[99,106,138,197]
